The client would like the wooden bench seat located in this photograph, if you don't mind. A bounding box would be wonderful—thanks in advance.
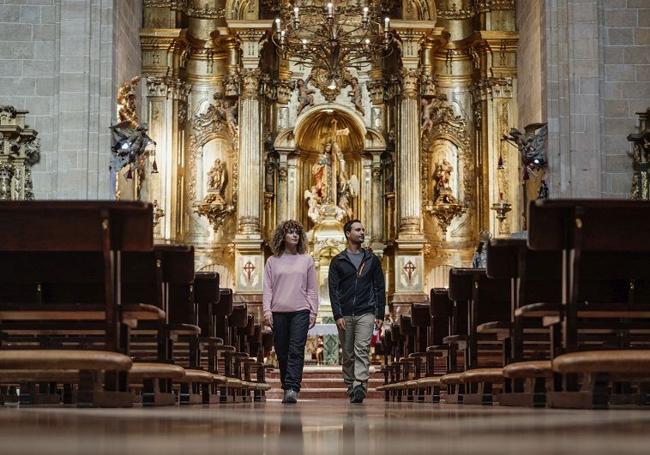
[0,349,133,407]
[129,362,185,406]
[0,303,165,328]
[177,368,213,405]
[548,350,650,409]
[440,372,464,404]
[500,360,553,407]
[461,368,504,405]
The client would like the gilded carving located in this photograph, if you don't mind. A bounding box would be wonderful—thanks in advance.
[437,2,475,20]
[366,80,385,105]
[477,0,516,12]
[117,76,141,127]
[195,158,235,231]
[241,69,261,99]
[401,68,419,99]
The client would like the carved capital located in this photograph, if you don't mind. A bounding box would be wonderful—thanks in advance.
[241,69,261,99]
[401,68,419,100]
[478,0,516,12]
[366,80,385,105]
[276,80,292,105]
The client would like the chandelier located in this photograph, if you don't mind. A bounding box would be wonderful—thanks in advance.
[271,1,395,95]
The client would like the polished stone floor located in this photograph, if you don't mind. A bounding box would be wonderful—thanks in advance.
[2,400,650,455]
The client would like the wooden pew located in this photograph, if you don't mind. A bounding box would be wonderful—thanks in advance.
[488,238,560,407]
[529,199,650,409]
[0,201,153,407]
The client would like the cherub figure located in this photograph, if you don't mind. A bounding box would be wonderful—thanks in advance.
[296,78,316,115]
[348,77,365,116]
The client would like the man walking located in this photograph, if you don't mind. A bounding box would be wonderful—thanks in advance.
[329,219,385,403]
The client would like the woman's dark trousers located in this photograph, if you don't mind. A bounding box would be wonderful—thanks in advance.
[273,310,310,392]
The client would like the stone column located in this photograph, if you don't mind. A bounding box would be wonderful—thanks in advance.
[398,68,422,236]
[228,23,269,297]
[276,150,290,223]
[143,76,191,241]
[237,68,263,236]
[371,154,384,243]
[392,25,431,308]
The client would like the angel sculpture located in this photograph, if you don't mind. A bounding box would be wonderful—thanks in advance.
[296,78,316,116]
[502,123,548,180]
[304,188,323,225]
[348,77,365,116]
[109,121,156,173]
[337,175,359,222]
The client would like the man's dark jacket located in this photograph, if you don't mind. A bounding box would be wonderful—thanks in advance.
[328,249,386,321]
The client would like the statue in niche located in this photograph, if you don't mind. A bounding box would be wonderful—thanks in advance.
[306,118,359,223]
[304,187,323,225]
[195,158,235,231]
[348,77,365,116]
[296,78,316,116]
[432,158,457,204]
[207,158,226,202]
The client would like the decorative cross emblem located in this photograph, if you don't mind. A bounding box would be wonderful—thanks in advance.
[403,260,416,282]
[243,261,256,283]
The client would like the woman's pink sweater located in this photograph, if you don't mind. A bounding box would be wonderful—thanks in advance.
[262,253,319,318]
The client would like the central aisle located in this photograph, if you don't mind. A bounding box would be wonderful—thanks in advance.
[2,400,650,454]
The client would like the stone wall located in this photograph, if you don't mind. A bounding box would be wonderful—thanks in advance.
[0,0,142,199]
[516,0,543,129]
[535,0,650,198]
[601,0,650,197]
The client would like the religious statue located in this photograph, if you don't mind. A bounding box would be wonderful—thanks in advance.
[304,187,323,224]
[109,121,156,173]
[296,78,316,116]
[207,158,226,203]
[502,123,548,180]
[305,117,359,224]
[192,94,238,138]
[348,77,365,116]
[432,158,456,204]
[195,158,235,231]
[116,76,140,127]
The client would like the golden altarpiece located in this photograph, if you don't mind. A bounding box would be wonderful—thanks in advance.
[125,0,526,324]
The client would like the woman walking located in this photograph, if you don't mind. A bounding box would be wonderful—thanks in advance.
[263,220,319,403]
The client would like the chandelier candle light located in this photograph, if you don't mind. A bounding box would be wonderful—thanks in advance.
[272,1,394,92]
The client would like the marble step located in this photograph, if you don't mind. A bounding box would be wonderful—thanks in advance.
[266,388,384,400]
[266,377,384,389]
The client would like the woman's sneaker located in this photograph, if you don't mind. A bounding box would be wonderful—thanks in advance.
[282,389,298,404]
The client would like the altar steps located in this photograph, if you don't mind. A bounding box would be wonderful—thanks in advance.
[266,365,385,400]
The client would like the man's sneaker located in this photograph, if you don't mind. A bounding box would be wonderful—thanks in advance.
[282,389,298,404]
[350,385,366,404]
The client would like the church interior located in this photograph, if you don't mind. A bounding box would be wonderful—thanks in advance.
[1,0,650,453]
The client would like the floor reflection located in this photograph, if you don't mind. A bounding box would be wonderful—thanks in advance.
[2,400,650,455]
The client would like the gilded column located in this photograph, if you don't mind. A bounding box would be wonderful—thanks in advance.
[371,154,383,243]
[391,24,434,309]
[398,68,422,236]
[228,22,270,298]
[238,68,262,235]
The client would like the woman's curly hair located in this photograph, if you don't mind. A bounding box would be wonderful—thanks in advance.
[270,219,307,256]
